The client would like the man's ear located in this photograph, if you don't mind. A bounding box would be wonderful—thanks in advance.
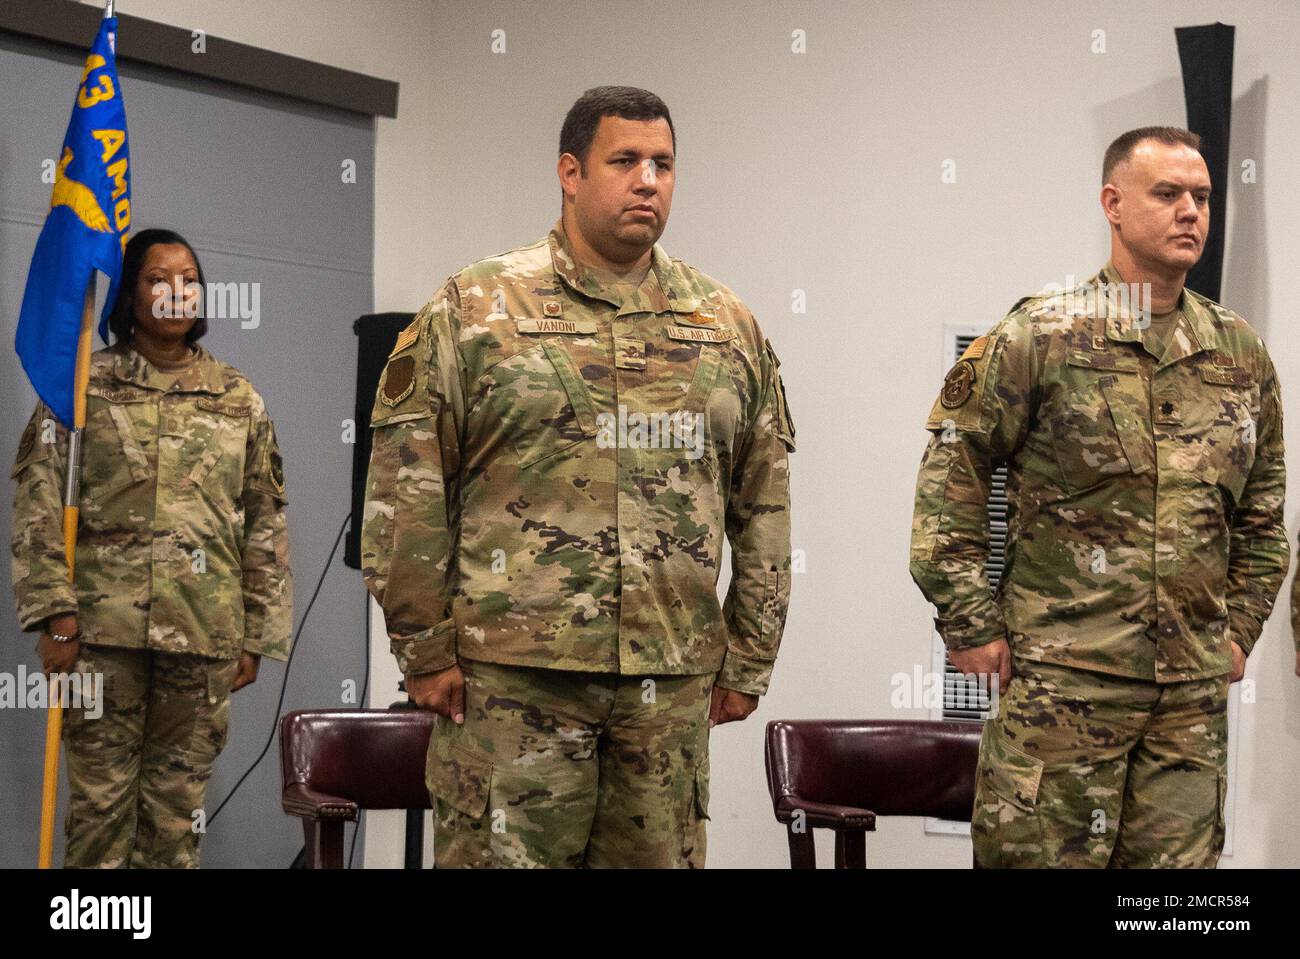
[1100,184,1123,226]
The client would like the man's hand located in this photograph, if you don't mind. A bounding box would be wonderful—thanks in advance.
[709,685,758,727]
[408,664,465,723]
[1228,641,1246,684]
[38,613,80,676]
[231,652,261,692]
[948,637,1012,694]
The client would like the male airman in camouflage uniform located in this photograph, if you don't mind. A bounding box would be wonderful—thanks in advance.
[11,341,292,867]
[363,86,795,867]
[910,127,1288,868]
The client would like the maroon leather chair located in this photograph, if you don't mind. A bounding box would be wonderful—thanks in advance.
[764,719,982,868]
[279,708,434,868]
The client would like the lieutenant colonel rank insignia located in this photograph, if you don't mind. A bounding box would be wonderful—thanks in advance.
[381,355,416,406]
[940,360,976,408]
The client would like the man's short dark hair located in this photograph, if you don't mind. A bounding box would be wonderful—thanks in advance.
[1102,126,1202,185]
[559,86,675,173]
[106,228,207,346]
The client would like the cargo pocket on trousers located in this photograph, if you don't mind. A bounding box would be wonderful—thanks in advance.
[971,731,1045,867]
[1212,765,1228,856]
[193,660,238,766]
[429,742,492,820]
[693,760,711,822]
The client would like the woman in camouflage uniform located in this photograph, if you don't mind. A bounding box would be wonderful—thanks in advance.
[11,229,293,868]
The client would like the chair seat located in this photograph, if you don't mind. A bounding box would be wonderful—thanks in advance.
[278,708,435,867]
[765,718,982,868]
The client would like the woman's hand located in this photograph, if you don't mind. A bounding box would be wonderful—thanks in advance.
[231,652,261,692]
[39,612,80,675]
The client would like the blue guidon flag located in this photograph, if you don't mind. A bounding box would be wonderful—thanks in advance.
[15,14,131,427]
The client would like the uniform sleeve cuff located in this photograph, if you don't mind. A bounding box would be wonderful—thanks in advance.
[1227,604,1264,657]
[242,634,289,662]
[717,649,773,696]
[938,617,1008,652]
[390,619,457,676]
[242,603,293,661]
[17,600,79,634]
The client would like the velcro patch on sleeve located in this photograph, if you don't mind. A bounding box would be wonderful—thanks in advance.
[960,335,988,361]
[940,360,977,408]
[381,355,416,406]
[390,325,420,357]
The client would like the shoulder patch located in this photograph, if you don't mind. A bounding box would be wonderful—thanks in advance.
[269,447,285,495]
[764,338,796,452]
[940,360,976,408]
[381,355,416,406]
[17,419,36,463]
[12,412,54,480]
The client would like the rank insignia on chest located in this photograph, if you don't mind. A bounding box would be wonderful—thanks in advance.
[381,355,416,406]
[940,360,976,408]
[615,336,647,370]
[543,301,562,317]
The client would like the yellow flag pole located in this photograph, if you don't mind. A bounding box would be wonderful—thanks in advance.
[37,280,95,869]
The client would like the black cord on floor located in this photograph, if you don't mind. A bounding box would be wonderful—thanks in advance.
[209,511,352,830]
[346,583,372,870]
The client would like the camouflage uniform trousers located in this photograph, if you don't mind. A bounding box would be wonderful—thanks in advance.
[428,658,713,868]
[972,657,1229,868]
[62,644,239,868]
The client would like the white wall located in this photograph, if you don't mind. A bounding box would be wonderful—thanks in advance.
[89,0,1300,868]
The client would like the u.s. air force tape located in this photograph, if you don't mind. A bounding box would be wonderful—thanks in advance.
[666,325,735,343]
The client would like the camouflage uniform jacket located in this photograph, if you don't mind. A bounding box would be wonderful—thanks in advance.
[911,263,1288,682]
[362,219,795,695]
[10,342,293,661]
